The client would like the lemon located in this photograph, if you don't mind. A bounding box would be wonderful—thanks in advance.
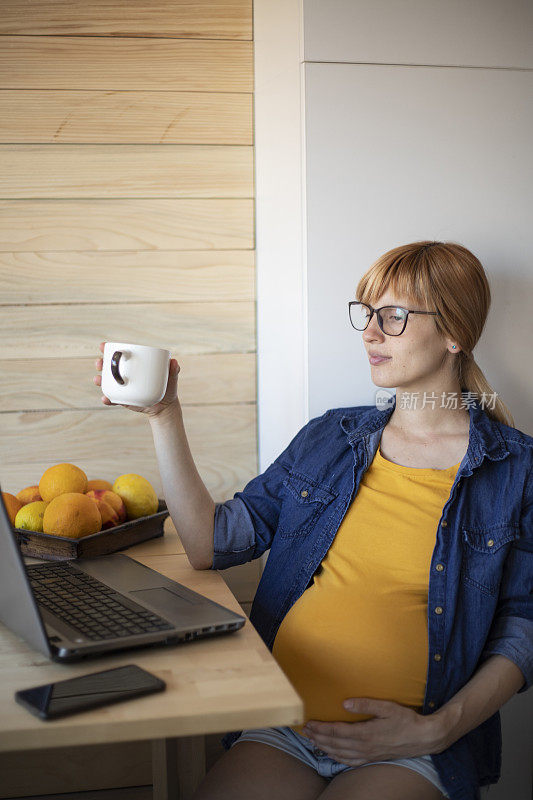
[15,501,49,532]
[112,474,158,520]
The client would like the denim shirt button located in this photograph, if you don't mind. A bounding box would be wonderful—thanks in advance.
[435,606,443,614]
[434,653,442,661]
[301,490,309,498]
[428,701,436,708]
[441,520,448,527]
[436,563,444,571]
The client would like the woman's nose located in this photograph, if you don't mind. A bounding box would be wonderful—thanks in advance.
[362,313,385,342]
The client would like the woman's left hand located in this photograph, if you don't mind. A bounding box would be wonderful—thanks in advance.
[302,698,447,766]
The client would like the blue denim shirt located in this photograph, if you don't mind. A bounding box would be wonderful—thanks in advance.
[211,396,533,800]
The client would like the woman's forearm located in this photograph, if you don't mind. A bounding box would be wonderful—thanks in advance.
[432,654,525,751]
[149,403,215,569]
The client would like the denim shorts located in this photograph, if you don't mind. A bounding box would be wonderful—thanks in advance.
[231,725,450,797]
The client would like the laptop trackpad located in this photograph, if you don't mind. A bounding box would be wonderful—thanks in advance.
[130,586,195,615]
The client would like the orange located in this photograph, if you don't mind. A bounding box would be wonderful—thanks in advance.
[16,485,42,505]
[2,492,23,525]
[112,474,158,519]
[43,493,102,539]
[87,479,113,492]
[39,463,88,503]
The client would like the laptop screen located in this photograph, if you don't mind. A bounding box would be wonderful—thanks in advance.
[0,486,52,658]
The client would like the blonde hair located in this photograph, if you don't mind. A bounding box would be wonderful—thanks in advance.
[356,240,514,427]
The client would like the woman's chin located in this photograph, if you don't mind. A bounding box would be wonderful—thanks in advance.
[370,376,397,388]
[369,364,402,389]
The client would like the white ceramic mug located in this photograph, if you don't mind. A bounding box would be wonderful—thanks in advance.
[101,342,171,407]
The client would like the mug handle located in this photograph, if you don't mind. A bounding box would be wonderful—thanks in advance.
[111,350,126,385]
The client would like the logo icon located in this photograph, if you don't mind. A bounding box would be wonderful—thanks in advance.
[375,389,395,410]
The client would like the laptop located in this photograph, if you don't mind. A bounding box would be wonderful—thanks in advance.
[0,486,245,661]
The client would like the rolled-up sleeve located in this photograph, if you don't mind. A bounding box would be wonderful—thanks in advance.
[211,410,332,570]
[480,468,533,693]
[211,497,258,569]
[211,458,290,569]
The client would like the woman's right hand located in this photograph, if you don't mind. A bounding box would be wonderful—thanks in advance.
[93,341,181,419]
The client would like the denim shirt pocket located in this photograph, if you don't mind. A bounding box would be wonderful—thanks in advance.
[461,523,521,597]
[277,471,337,539]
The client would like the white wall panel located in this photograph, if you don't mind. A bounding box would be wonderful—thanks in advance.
[304,62,533,436]
[255,2,532,791]
[304,0,533,69]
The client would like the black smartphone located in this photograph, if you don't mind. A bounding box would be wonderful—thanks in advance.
[14,664,166,720]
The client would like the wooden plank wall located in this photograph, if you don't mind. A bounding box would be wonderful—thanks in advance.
[0,3,256,795]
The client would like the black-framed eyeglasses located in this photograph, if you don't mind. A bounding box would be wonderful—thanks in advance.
[348,301,440,336]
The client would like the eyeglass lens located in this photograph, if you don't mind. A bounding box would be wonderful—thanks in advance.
[350,304,408,335]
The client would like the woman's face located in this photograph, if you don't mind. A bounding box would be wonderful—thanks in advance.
[361,291,457,390]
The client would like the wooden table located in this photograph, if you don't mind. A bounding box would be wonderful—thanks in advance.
[0,528,304,799]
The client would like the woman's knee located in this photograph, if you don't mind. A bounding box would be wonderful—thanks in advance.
[191,740,328,800]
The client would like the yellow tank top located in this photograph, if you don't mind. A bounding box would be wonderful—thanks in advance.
[272,443,460,734]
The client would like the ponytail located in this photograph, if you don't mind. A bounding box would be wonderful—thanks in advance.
[459,353,514,427]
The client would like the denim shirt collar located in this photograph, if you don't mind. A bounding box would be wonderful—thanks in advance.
[340,393,510,475]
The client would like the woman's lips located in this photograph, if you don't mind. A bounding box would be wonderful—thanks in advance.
[369,355,391,365]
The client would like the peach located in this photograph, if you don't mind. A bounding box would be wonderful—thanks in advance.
[86,489,127,524]
[86,496,119,530]
[16,485,42,505]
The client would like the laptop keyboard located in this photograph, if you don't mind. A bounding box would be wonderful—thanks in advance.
[26,562,174,640]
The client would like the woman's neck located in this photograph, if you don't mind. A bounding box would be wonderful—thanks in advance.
[389,381,470,438]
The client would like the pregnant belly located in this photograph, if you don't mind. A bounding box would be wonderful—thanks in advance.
[272,586,429,731]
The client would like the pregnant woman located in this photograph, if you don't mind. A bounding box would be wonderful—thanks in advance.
[94,240,532,800]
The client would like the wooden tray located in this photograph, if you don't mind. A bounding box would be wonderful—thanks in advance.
[14,499,169,561]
